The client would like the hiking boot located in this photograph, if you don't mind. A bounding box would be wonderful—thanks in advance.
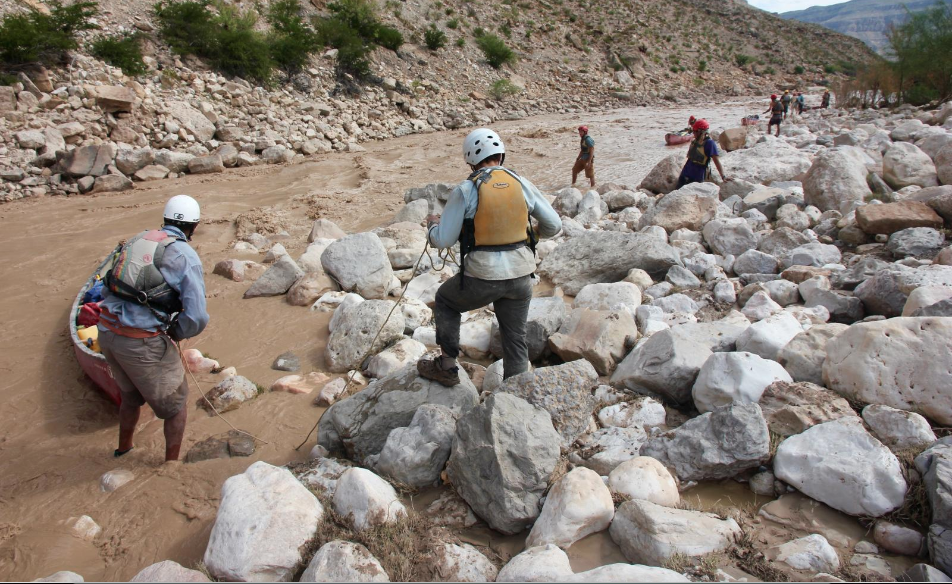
[417,357,460,387]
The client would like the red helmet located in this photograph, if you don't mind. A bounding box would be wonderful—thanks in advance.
[688,115,696,124]
[771,94,778,100]
[578,125,588,133]
[692,119,710,131]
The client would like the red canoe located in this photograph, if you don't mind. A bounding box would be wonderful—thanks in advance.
[665,132,692,146]
[71,250,122,405]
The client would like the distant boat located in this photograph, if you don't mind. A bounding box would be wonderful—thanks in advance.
[742,115,761,126]
[665,131,693,145]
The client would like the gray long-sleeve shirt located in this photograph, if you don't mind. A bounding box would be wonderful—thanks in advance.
[428,167,562,280]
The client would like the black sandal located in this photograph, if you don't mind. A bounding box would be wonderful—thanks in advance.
[114,447,133,458]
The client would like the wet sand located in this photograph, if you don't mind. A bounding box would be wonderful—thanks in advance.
[0,99,892,581]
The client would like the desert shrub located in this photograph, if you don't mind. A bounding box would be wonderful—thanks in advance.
[424,25,446,50]
[489,78,520,99]
[476,33,514,69]
[154,0,274,83]
[794,64,805,74]
[91,33,147,76]
[0,0,98,70]
[375,25,403,50]
[267,0,322,75]
[734,53,751,67]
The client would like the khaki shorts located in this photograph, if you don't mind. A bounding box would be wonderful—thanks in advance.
[573,158,595,180]
[98,329,188,419]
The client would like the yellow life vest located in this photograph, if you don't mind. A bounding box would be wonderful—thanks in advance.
[458,168,535,284]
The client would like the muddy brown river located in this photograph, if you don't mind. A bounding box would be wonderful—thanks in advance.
[0,100,914,580]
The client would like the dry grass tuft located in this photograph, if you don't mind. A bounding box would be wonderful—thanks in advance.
[192,561,217,582]
[768,431,785,460]
[727,527,789,583]
[662,551,691,573]
[878,447,932,528]
[835,553,893,582]
[295,489,452,583]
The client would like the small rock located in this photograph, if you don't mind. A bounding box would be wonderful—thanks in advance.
[100,469,134,492]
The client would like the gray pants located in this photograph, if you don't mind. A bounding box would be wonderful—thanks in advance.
[434,273,532,380]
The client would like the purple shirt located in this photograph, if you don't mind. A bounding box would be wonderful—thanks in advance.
[680,138,718,182]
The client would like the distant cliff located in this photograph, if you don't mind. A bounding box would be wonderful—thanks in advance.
[782,0,952,55]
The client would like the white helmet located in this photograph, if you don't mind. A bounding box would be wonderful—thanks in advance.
[463,128,505,166]
[163,194,200,224]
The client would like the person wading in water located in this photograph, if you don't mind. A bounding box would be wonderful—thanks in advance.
[572,125,596,188]
[98,195,209,462]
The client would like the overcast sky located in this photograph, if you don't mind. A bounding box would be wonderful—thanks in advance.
[748,0,851,13]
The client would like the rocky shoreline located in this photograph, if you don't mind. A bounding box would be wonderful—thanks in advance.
[33,99,952,583]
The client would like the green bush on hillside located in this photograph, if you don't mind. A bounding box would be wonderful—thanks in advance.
[489,78,520,99]
[734,54,751,67]
[424,25,447,51]
[793,65,805,74]
[476,33,514,69]
[314,0,403,79]
[91,33,147,76]
[155,0,322,84]
[0,0,98,71]
[267,0,322,74]
[375,25,403,50]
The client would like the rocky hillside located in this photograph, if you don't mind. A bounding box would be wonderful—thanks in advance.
[782,0,952,56]
[0,0,877,203]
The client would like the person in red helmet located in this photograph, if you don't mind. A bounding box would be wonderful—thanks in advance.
[682,115,697,134]
[677,119,729,188]
[572,125,595,188]
[765,94,783,137]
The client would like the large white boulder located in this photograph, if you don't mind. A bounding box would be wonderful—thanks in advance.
[638,188,725,233]
[823,317,952,425]
[720,138,812,184]
[609,499,741,566]
[692,351,792,413]
[300,541,390,582]
[333,468,407,530]
[884,142,939,189]
[803,147,872,213]
[702,217,759,257]
[777,324,849,385]
[321,233,394,300]
[203,462,324,582]
[774,418,907,517]
[363,338,427,379]
[525,467,614,549]
[568,426,648,475]
[607,457,679,507]
[597,397,667,432]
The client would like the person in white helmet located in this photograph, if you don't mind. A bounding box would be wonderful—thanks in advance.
[419,129,562,386]
[98,195,209,462]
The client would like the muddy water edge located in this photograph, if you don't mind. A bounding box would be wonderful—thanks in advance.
[0,101,907,581]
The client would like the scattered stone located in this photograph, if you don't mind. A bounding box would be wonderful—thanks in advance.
[333,468,407,530]
[130,560,210,583]
[185,430,256,463]
[766,534,840,573]
[777,324,849,385]
[324,300,405,373]
[322,233,394,300]
[433,543,498,583]
[856,201,943,235]
[641,403,770,481]
[300,541,390,583]
[496,359,599,450]
[271,372,331,395]
[692,351,792,413]
[198,375,258,414]
[100,469,134,492]
[862,404,937,452]
[874,521,926,557]
[759,381,858,436]
[526,467,614,549]
[271,351,299,372]
[607,457,679,507]
[375,404,456,488]
[496,545,574,583]
[609,499,741,566]
[569,426,649,476]
[547,309,637,376]
[243,255,304,298]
